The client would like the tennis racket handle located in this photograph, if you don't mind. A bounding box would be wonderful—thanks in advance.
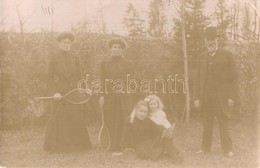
[36,96,54,100]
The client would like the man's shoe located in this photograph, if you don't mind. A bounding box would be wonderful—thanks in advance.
[196,150,210,154]
[225,151,234,157]
[196,150,204,154]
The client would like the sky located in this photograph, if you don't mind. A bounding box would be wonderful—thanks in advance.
[0,0,253,35]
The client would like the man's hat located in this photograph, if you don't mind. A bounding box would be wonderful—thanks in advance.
[204,26,219,40]
[56,32,75,42]
[107,38,127,49]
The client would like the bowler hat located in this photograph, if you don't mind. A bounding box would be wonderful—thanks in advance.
[56,32,75,42]
[204,26,219,40]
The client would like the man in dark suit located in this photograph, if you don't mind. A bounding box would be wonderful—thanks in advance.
[193,27,237,157]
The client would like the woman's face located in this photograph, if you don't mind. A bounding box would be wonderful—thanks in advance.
[58,39,72,52]
[110,44,123,56]
[149,100,159,111]
[135,105,148,120]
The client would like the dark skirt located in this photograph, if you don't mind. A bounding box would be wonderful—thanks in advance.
[44,100,91,153]
[136,136,181,161]
[103,94,133,152]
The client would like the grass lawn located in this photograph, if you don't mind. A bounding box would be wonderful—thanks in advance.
[0,120,258,168]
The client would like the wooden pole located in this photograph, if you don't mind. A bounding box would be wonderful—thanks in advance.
[258,18,260,42]
[181,0,190,122]
[253,0,257,38]
[51,0,54,40]
[0,60,2,126]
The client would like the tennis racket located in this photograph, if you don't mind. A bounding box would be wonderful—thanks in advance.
[35,89,91,104]
[98,104,111,151]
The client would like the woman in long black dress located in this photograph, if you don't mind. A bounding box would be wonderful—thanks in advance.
[121,100,182,162]
[99,38,134,153]
[44,32,91,153]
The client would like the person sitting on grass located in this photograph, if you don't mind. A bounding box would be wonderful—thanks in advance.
[121,99,182,162]
[130,95,174,139]
[144,94,173,129]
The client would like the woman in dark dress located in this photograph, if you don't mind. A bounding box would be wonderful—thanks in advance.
[44,32,91,153]
[99,38,134,153]
[121,100,182,162]
[121,100,163,159]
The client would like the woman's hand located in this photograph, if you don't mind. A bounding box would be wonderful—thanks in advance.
[162,124,176,138]
[228,98,235,107]
[194,99,201,108]
[129,110,136,124]
[53,93,62,101]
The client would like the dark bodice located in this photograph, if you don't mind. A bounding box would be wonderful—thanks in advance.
[121,118,163,149]
[48,50,81,95]
[132,118,163,143]
[101,56,133,94]
[101,56,133,79]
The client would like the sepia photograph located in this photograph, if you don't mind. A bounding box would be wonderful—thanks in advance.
[0,0,259,167]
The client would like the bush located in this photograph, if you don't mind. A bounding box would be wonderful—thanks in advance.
[1,32,258,128]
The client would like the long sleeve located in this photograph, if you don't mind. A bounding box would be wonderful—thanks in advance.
[227,52,238,100]
[74,56,82,80]
[150,110,171,129]
[162,116,171,129]
[214,50,238,100]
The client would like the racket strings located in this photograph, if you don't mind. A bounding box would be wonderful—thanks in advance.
[63,90,90,104]
[98,106,111,151]
[99,127,111,151]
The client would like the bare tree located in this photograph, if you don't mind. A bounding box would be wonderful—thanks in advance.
[15,0,37,43]
[215,0,231,38]
[0,0,5,33]
[98,0,107,34]
[230,0,239,40]
[242,3,252,39]
[252,0,257,38]
[258,18,260,41]
[0,17,6,33]
[181,0,190,122]
[248,0,260,41]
